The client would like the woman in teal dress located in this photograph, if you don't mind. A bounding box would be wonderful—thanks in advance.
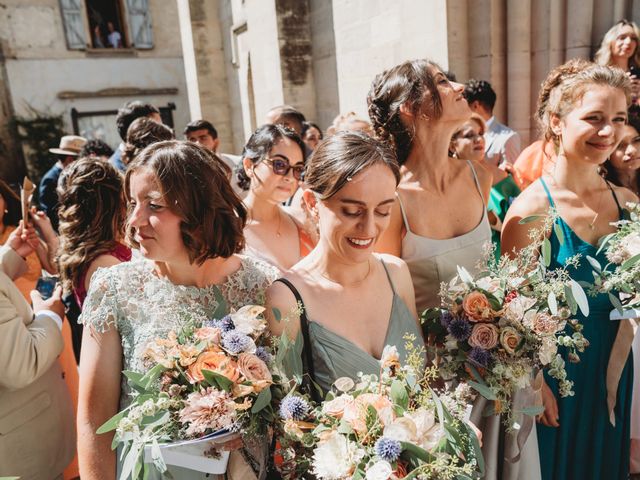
[266,131,423,394]
[502,59,639,480]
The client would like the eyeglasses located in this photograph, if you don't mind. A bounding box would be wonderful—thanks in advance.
[263,157,305,181]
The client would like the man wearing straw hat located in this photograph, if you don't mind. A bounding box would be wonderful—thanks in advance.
[38,135,87,231]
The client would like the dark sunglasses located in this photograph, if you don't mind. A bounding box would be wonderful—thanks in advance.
[263,157,305,181]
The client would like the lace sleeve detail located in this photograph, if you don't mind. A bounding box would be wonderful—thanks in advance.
[78,266,121,333]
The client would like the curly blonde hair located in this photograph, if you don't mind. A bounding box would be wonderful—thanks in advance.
[594,20,640,69]
[57,158,126,293]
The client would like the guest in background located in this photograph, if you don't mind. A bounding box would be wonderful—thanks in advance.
[450,113,521,259]
[121,117,174,167]
[326,111,374,136]
[464,79,522,165]
[39,134,87,231]
[595,19,640,104]
[0,223,75,480]
[184,119,220,153]
[238,124,313,272]
[109,101,161,172]
[602,113,640,196]
[80,138,114,161]
[265,105,307,136]
[301,121,323,152]
[57,158,131,309]
[107,21,122,48]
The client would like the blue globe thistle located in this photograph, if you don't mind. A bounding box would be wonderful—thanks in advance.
[202,314,235,332]
[221,331,252,354]
[374,437,402,462]
[255,346,273,364]
[447,316,472,341]
[440,310,454,328]
[279,396,310,421]
[468,346,492,368]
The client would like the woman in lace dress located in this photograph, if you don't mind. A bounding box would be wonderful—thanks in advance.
[77,141,278,479]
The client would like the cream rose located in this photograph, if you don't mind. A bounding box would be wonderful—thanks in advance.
[462,291,495,322]
[468,323,500,349]
[499,326,522,355]
[322,394,353,418]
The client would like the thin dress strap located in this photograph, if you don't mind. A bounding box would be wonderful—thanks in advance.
[379,259,396,295]
[466,160,486,204]
[396,192,412,233]
[273,278,320,402]
[539,177,556,208]
[604,179,624,219]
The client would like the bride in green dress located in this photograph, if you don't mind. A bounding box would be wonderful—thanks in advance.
[502,59,638,480]
[265,131,423,394]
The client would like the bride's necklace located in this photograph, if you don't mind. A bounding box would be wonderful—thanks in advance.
[319,259,372,287]
[550,173,606,230]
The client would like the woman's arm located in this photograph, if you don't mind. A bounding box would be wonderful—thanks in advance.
[77,326,122,480]
[29,209,59,274]
[84,255,125,293]
[265,279,302,340]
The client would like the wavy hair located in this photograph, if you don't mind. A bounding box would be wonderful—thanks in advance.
[57,158,126,293]
[594,20,640,69]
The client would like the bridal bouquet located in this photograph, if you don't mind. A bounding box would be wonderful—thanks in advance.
[588,202,640,313]
[98,305,277,480]
[274,339,483,480]
[421,212,590,428]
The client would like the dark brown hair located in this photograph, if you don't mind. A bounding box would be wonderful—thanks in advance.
[57,158,126,293]
[367,59,442,165]
[305,130,400,200]
[0,180,21,227]
[122,117,175,166]
[125,140,246,263]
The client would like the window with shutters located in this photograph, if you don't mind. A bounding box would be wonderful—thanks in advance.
[59,0,154,51]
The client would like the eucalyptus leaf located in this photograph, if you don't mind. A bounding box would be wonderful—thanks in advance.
[565,284,577,315]
[202,369,234,392]
[210,285,228,320]
[621,253,640,271]
[553,222,565,245]
[519,214,543,224]
[586,255,602,273]
[609,292,624,314]
[596,233,615,256]
[97,409,128,434]
[457,265,474,284]
[468,380,498,400]
[272,307,282,322]
[541,238,552,267]
[390,379,409,411]
[570,279,590,316]
[251,386,272,413]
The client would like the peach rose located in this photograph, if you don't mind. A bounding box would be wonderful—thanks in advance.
[499,326,521,355]
[193,327,221,346]
[177,344,201,367]
[322,394,353,418]
[530,312,561,335]
[468,323,499,349]
[462,291,495,322]
[237,353,272,392]
[187,350,239,384]
[343,393,394,433]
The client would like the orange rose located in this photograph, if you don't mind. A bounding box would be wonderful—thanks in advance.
[187,350,240,384]
[462,291,494,322]
[236,353,272,392]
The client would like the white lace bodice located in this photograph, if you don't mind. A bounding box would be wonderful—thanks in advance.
[80,255,278,406]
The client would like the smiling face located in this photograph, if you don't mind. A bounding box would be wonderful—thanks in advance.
[246,136,304,204]
[452,119,485,162]
[426,68,471,124]
[553,85,628,165]
[127,168,187,263]
[609,124,640,172]
[315,163,397,264]
[612,25,638,61]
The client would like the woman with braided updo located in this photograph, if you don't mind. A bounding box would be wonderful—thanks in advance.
[368,60,544,480]
[57,157,131,308]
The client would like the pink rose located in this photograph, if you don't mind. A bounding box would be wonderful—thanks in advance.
[468,323,499,349]
[237,353,272,392]
[530,312,561,335]
[462,291,495,322]
[193,327,221,346]
[499,326,521,355]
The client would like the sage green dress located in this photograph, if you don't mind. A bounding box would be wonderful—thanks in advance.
[278,259,422,393]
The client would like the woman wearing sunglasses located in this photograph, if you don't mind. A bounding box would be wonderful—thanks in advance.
[238,124,315,272]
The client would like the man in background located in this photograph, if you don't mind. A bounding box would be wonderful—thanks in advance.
[463,79,521,166]
[109,101,161,172]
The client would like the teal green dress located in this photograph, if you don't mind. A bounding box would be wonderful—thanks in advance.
[488,175,521,261]
[278,260,422,393]
[537,179,632,480]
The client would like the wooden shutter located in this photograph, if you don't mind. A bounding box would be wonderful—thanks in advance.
[125,0,154,49]
[59,0,87,50]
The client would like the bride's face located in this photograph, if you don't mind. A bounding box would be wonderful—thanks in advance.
[128,168,189,263]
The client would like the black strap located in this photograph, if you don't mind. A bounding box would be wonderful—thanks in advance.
[604,179,624,219]
[274,278,320,402]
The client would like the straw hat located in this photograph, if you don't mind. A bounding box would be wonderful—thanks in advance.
[49,135,87,156]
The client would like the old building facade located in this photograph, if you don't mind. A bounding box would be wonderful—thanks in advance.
[180,0,640,154]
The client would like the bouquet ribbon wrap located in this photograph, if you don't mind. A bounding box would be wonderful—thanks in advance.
[606,316,639,426]
[20,177,35,224]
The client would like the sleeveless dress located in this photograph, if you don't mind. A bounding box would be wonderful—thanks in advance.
[397,161,492,313]
[537,178,633,480]
[276,259,422,393]
[80,255,279,480]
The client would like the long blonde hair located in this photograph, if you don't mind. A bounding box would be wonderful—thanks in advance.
[57,158,126,293]
[594,19,640,68]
